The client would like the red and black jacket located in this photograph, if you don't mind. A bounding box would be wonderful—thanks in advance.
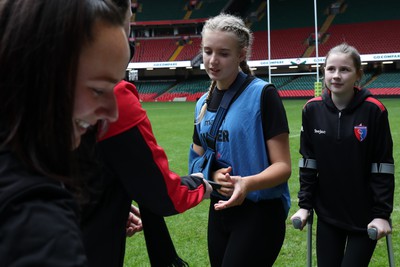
[298,87,394,231]
[81,80,205,267]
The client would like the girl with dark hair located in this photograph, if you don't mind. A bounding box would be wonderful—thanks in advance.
[79,1,212,266]
[0,0,129,265]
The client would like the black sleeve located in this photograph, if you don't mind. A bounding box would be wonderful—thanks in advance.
[192,124,201,146]
[370,108,394,219]
[98,126,205,216]
[261,85,290,141]
[298,168,318,210]
[298,105,318,210]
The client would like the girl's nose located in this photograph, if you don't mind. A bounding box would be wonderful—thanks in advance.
[98,94,118,123]
[333,70,341,78]
[210,53,218,64]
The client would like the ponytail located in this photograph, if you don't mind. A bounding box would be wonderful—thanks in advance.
[195,80,216,124]
[240,60,253,76]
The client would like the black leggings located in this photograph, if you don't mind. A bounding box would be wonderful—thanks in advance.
[207,197,286,267]
[316,219,377,267]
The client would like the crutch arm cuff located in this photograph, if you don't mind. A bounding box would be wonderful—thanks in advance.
[371,163,395,174]
[299,158,317,169]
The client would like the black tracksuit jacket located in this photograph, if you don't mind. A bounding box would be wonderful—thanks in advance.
[0,150,87,266]
[298,87,394,231]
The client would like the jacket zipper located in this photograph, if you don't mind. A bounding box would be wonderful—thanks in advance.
[337,111,342,141]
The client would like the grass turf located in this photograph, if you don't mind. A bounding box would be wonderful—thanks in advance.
[123,98,400,267]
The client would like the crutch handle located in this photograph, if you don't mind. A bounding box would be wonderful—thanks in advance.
[292,217,302,229]
[368,227,378,240]
[368,226,395,267]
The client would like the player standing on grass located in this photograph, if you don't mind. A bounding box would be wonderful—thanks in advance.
[189,13,291,266]
[291,43,394,266]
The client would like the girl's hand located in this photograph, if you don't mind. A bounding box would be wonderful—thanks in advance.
[368,218,391,240]
[290,208,309,230]
[213,173,246,210]
[213,166,234,196]
[126,205,143,237]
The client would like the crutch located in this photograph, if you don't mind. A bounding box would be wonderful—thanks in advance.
[367,219,395,267]
[292,209,314,267]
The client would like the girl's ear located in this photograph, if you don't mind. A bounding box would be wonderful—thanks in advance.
[357,68,364,81]
[239,47,247,62]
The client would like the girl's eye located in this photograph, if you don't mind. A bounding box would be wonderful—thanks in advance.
[92,88,103,96]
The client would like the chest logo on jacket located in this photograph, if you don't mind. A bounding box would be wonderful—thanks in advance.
[205,119,213,126]
[354,124,367,142]
[314,129,326,135]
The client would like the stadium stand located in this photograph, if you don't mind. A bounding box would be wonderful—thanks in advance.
[261,76,294,88]
[189,0,229,19]
[135,80,176,101]
[132,38,179,62]
[309,20,400,57]
[366,72,400,96]
[129,0,400,101]
[252,29,312,60]
[154,78,210,102]
[134,1,186,21]
[276,75,317,98]
[173,37,202,61]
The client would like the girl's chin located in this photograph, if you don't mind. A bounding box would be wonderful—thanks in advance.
[72,126,84,149]
[72,135,81,150]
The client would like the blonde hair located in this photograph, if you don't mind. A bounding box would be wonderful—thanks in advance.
[197,13,253,123]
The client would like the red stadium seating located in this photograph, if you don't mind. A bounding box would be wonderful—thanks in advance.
[130,0,400,100]
[309,20,400,56]
[132,38,178,62]
[174,37,201,61]
[252,29,312,60]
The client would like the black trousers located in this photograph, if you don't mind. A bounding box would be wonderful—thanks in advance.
[208,197,286,267]
[316,219,377,267]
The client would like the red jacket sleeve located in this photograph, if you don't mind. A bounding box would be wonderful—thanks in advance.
[98,81,144,141]
[97,81,205,215]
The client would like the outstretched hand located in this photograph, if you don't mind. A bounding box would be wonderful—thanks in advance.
[213,172,246,210]
[126,204,143,237]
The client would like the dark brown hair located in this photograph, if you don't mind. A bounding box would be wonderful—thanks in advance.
[0,0,124,184]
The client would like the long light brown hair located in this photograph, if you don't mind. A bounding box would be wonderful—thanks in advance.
[197,13,254,123]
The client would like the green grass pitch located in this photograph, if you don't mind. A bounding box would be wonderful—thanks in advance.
[123,98,400,267]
